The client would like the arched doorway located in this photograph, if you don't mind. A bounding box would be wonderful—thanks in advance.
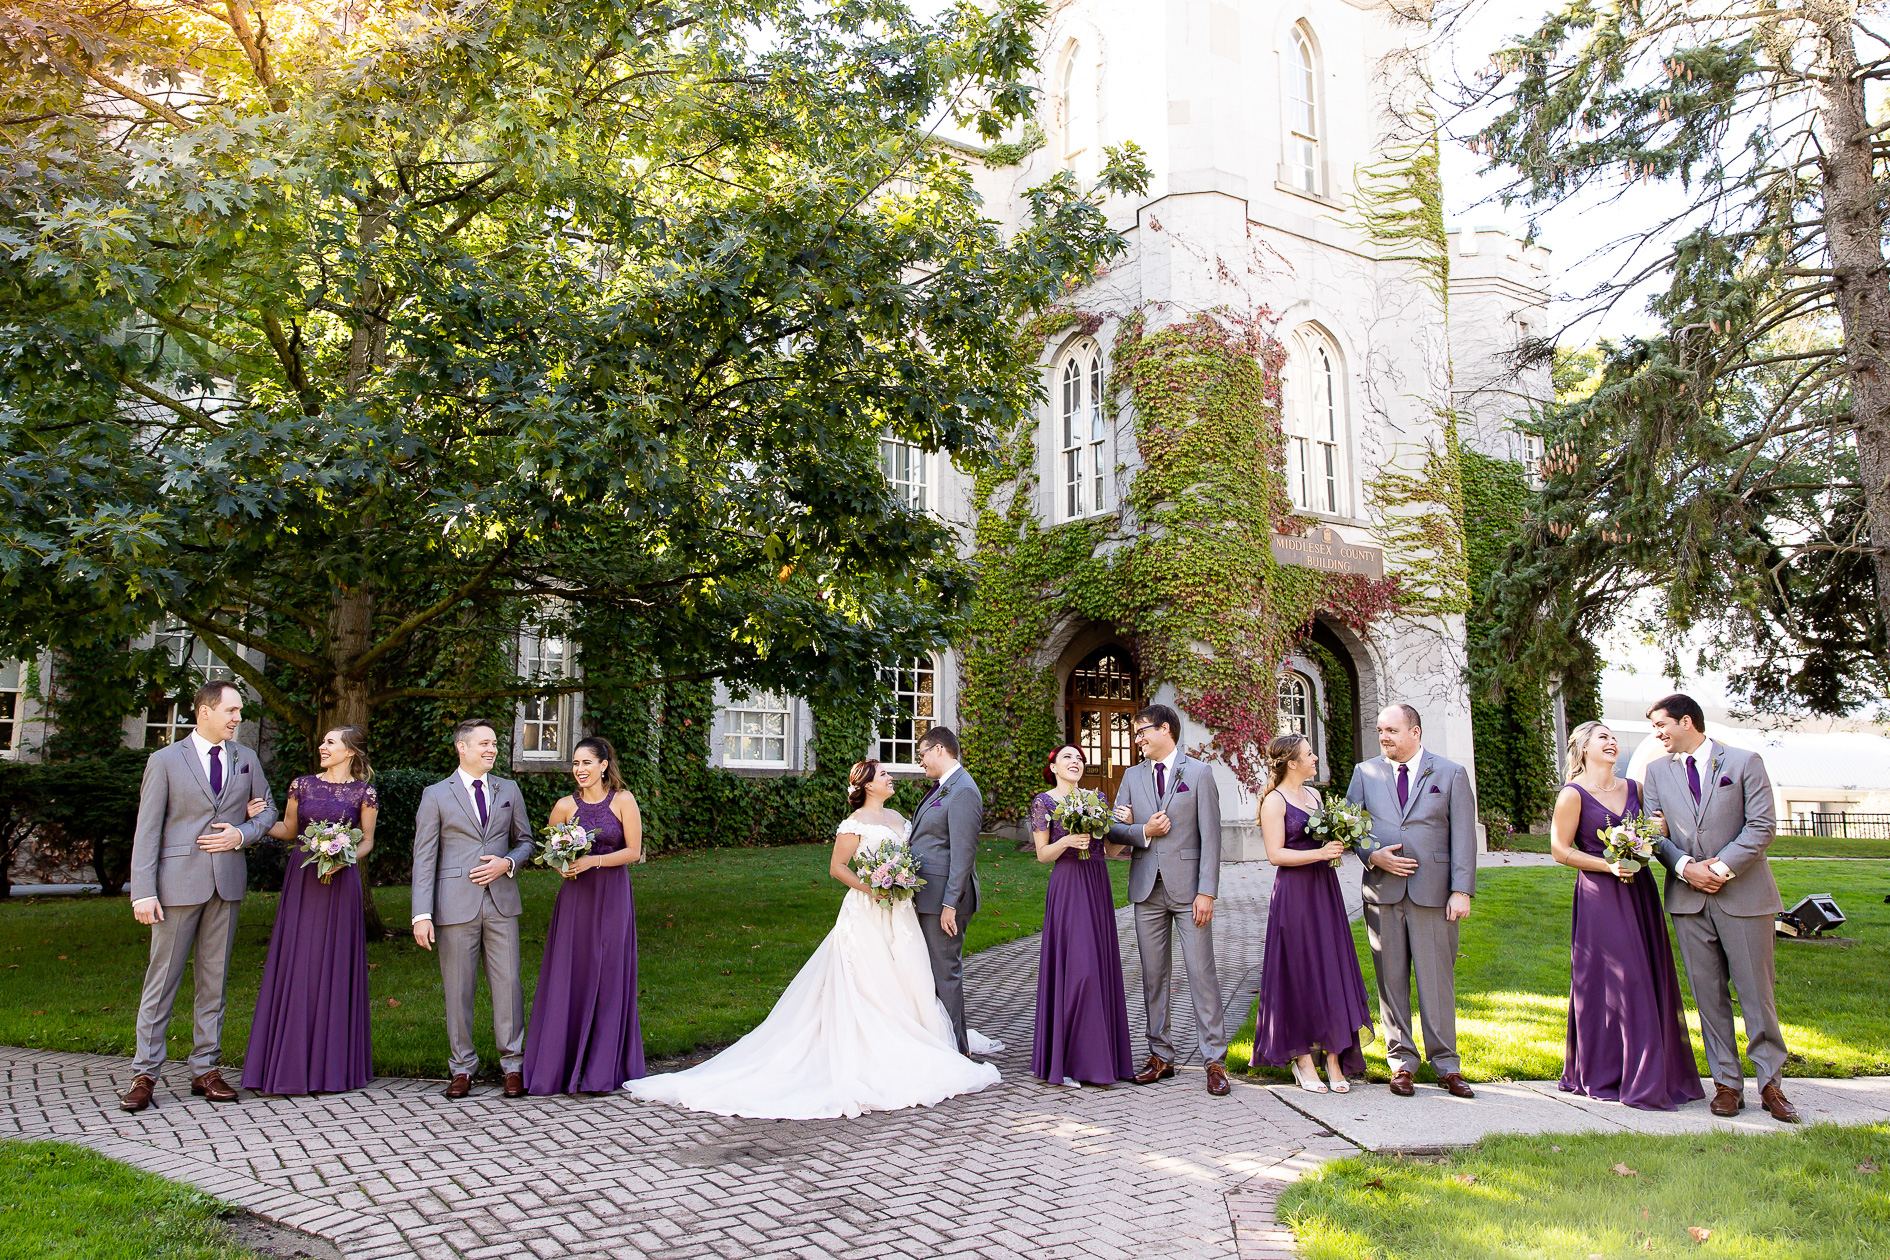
[1065,645,1143,800]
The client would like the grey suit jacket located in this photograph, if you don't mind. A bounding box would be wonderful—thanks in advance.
[1107,754,1222,903]
[128,738,278,905]
[908,766,982,916]
[1345,751,1477,908]
[1642,743,1782,917]
[410,774,535,926]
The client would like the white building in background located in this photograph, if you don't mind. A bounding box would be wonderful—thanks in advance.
[703,0,1555,857]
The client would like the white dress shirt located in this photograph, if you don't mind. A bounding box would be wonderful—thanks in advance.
[1151,747,1181,795]
[1387,745,1425,785]
[933,763,963,794]
[189,731,230,788]
[1668,738,1720,878]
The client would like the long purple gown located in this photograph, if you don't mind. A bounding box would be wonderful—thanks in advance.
[1560,781,1705,1110]
[523,790,645,1094]
[242,776,374,1095]
[1031,791,1134,1085]
[1252,793,1374,1076]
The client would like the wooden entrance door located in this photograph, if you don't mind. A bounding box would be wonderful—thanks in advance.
[1065,645,1143,803]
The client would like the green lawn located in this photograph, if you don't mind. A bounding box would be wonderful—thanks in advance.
[0,1140,259,1259]
[1230,861,1890,1082]
[1501,832,1890,859]
[1281,1123,1890,1260]
[0,837,1127,1076]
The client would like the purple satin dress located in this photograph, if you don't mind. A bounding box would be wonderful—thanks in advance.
[243,776,374,1094]
[1031,792,1134,1084]
[1251,794,1374,1076]
[523,790,645,1093]
[1560,781,1704,1110]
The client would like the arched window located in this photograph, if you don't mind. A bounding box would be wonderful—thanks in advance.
[1057,342,1107,518]
[1282,327,1347,515]
[1284,26,1320,193]
[1056,40,1097,178]
[1277,671,1313,739]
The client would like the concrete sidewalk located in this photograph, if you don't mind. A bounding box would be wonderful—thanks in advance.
[1263,1074,1890,1152]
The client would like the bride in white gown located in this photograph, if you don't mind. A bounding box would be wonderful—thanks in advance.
[624,760,1001,1119]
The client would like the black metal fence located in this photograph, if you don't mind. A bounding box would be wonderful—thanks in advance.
[1778,812,1890,840]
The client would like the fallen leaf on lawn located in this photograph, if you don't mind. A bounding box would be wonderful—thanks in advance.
[1551,1145,1563,1152]
[1642,1242,1655,1253]
[385,998,401,1008]
[56,955,66,960]
[1453,1173,1476,1185]
[1688,1227,1712,1243]
[367,962,380,971]
[1363,1178,1385,1190]
[1613,1163,1638,1177]
[1641,1207,1650,1220]
[1858,1160,1881,1173]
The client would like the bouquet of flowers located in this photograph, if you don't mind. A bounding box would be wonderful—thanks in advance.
[1304,799,1373,868]
[850,839,926,902]
[1599,813,1661,876]
[298,820,362,884]
[535,819,594,874]
[1050,787,1114,860]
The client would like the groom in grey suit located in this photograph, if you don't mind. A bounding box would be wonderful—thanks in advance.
[411,718,535,1098]
[122,681,277,1112]
[1346,704,1478,1099]
[1642,693,1796,1123]
[910,726,982,1054]
[1107,704,1230,1096]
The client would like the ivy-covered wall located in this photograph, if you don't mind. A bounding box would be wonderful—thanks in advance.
[958,308,1406,821]
[1462,448,1559,831]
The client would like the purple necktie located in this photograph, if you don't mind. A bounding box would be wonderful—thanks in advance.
[1687,755,1701,804]
[1154,762,1166,800]
[472,779,489,827]
[208,745,223,796]
[1397,762,1409,809]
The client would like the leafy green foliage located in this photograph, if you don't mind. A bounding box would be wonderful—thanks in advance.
[0,0,1147,749]
[1472,1,1890,714]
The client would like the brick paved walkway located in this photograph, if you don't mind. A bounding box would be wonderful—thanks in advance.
[0,863,1358,1259]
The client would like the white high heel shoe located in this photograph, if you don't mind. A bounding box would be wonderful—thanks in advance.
[1291,1060,1329,1093]
[1327,1068,1351,1094]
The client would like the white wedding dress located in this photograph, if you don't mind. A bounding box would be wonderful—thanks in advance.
[624,822,1002,1119]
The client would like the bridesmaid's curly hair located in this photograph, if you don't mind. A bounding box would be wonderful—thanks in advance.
[1042,743,1083,786]
[1262,733,1311,797]
[847,759,881,810]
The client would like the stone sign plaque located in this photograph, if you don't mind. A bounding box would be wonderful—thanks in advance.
[1270,526,1385,579]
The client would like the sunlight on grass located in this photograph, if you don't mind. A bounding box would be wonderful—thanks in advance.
[1284,1124,1890,1260]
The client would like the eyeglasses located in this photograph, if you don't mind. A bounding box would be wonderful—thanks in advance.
[1130,725,1154,738]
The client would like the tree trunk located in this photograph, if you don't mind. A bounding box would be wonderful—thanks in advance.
[320,583,388,938]
[1814,4,1890,638]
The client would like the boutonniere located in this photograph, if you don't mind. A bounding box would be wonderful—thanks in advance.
[928,787,950,809]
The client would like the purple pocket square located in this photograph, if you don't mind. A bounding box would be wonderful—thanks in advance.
[1176,781,1190,793]
[1719,776,1733,788]
[1429,784,1441,794]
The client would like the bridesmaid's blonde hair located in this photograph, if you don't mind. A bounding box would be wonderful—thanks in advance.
[1564,720,1609,781]
[1263,733,1311,797]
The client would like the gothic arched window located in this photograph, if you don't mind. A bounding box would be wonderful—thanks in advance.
[1056,40,1098,179]
[1282,326,1347,515]
[1284,25,1321,193]
[1056,341,1107,518]
[1277,671,1313,739]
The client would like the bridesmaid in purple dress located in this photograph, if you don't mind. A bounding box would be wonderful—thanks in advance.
[1552,722,1704,1111]
[1030,744,1134,1086]
[1252,734,1374,1093]
[244,725,376,1095]
[523,735,645,1094]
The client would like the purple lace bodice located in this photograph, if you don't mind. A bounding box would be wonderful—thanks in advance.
[574,791,626,854]
[288,775,377,828]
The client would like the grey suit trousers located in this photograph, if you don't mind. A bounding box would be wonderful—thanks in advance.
[1362,898,1460,1075]
[918,909,973,1054]
[1136,876,1228,1065]
[1671,901,1786,1089]
[132,896,241,1077]
[438,896,526,1077]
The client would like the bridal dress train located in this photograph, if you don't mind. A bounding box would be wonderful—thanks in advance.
[624,822,1001,1119]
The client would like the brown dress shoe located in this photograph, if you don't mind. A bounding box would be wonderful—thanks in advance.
[444,1074,472,1100]
[1709,1084,1745,1117]
[1133,1054,1175,1085]
[1440,1072,1476,1099]
[503,1072,526,1098]
[1389,1069,1416,1096]
[1760,1082,1800,1123]
[190,1070,238,1102]
[120,1074,158,1113]
[1205,1063,1231,1096]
